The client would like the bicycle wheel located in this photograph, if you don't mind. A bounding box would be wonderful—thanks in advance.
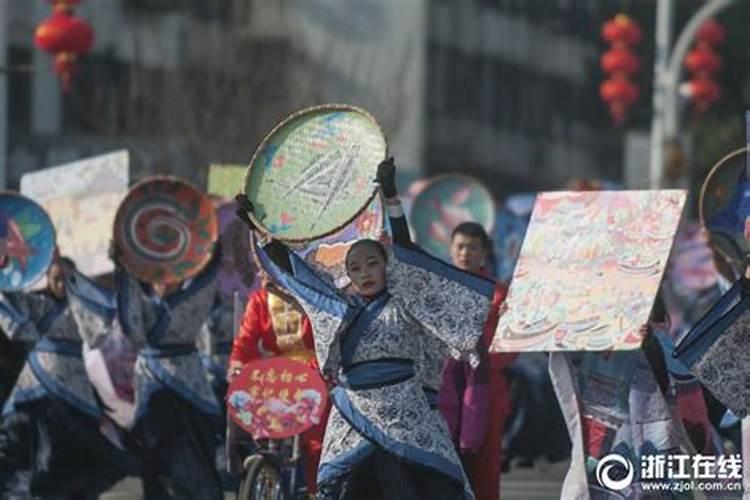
[238,455,283,500]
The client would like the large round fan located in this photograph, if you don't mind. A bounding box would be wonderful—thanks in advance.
[113,176,218,284]
[0,193,56,291]
[409,175,495,261]
[244,104,387,242]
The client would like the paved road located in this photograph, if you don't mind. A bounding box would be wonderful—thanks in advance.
[101,460,568,499]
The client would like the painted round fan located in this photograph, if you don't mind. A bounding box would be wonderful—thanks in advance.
[409,175,495,261]
[244,104,387,242]
[113,176,218,284]
[0,193,56,291]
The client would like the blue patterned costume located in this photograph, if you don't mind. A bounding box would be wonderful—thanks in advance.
[65,257,223,500]
[0,287,137,498]
[257,240,494,499]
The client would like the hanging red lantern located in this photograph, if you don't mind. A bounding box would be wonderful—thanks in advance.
[680,77,721,113]
[600,77,639,124]
[683,46,722,76]
[601,14,643,47]
[600,14,642,125]
[600,47,640,76]
[33,1,94,92]
[681,18,725,114]
[695,19,726,48]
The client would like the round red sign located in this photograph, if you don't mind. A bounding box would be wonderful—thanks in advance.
[227,357,328,439]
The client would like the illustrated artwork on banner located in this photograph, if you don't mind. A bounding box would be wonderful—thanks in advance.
[113,177,218,285]
[207,164,246,200]
[409,175,495,262]
[216,201,258,300]
[491,190,687,353]
[294,194,388,289]
[20,151,129,279]
[245,105,387,241]
[662,222,723,338]
[0,193,56,291]
[227,357,328,439]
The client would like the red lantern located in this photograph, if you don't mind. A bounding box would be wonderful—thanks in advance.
[33,1,93,92]
[600,47,640,77]
[695,19,726,48]
[600,78,639,124]
[600,14,642,125]
[684,46,722,76]
[680,77,721,113]
[680,18,724,114]
[602,14,643,47]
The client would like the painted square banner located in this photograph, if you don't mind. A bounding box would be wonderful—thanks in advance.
[208,164,245,200]
[20,151,129,277]
[490,190,687,353]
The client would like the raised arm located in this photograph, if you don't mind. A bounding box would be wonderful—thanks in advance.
[376,156,414,248]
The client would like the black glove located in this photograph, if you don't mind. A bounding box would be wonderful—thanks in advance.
[108,239,121,264]
[376,156,397,198]
[234,193,256,231]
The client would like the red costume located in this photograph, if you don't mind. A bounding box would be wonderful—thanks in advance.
[229,286,328,493]
[466,283,516,500]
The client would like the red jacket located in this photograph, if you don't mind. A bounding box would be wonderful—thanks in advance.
[229,287,316,367]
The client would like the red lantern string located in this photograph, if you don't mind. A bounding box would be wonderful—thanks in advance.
[33,0,93,92]
[682,18,724,113]
[600,14,642,125]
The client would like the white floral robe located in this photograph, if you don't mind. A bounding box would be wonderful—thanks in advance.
[257,242,494,499]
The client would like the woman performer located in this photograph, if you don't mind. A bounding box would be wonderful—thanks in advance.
[65,245,224,499]
[235,158,494,499]
[0,255,137,498]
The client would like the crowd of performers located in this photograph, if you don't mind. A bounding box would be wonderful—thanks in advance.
[0,157,745,499]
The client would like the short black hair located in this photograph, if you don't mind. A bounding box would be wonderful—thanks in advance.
[345,239,387,268]
[451,222,491,250]
[48,256,76,274]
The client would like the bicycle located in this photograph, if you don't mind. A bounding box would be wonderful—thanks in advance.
[237,433,307,500]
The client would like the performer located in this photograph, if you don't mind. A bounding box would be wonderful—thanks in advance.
[226,274,326,493]
[66,244,224,500]
[438,221,517,500]
[0,255,137,498]
[550,307,702,498]
[235,158,494,499]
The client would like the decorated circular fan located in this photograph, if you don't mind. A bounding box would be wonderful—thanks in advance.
[244,104,387,242]
[698,147,748,273]
[0,193,56,291]
[113,176,218,285]
[409,175,496,261]
[227,357,329,439]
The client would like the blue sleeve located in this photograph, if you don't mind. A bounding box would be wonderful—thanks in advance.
[0,292,40,342]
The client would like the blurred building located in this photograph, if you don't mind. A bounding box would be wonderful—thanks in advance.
[4,0,620,196]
